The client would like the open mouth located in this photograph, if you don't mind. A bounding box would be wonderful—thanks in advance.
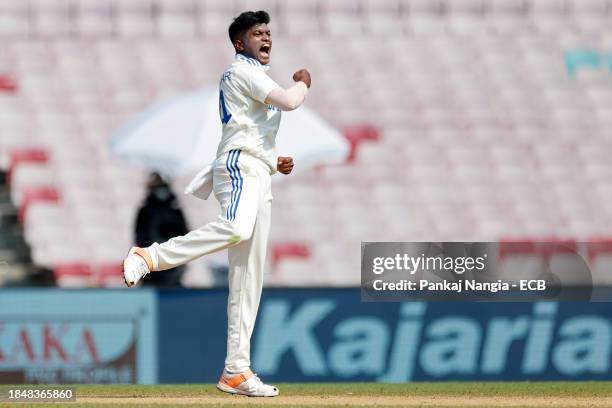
[259,44,271,58]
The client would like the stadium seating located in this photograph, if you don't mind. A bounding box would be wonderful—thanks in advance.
[1,0,612,286]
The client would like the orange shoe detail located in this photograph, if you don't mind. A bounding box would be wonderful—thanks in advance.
[219,370,254,388]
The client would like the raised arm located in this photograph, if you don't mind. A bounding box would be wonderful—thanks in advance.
[265,69,311,111]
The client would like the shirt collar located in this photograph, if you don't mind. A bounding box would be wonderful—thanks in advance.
[235,53,270,71]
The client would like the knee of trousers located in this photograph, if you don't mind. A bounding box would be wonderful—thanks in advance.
[228,221,255,243]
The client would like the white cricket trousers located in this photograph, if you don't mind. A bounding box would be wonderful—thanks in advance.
[147,149,272,373]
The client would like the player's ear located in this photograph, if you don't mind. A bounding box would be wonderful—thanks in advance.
[233,39,244,52]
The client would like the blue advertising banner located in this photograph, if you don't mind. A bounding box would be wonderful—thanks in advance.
[0,290,157,384]
[158,289,612,383]
[158,290,228,383]
[1,289,607,384]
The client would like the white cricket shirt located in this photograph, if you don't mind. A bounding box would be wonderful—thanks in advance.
[216,53,281,173]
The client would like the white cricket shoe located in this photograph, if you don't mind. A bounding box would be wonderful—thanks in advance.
[123,247,152,287]
[216,369,279,397]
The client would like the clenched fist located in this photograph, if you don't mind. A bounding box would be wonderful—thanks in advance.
[277,156,294,175]
[292,69,311,88]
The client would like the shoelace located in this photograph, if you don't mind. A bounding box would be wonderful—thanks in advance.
[250,374,263,386]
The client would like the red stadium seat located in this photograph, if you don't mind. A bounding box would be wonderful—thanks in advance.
[587,237,612,261]
[7,148,49,182]
[53,263,93,287]
[540,238,578,257]
[98,263,125,287]
[498,238,578,259]
[497,239,548,282]
[541,238,586,286]
[54,263,92,276]
[587,237,612,285]
[19,186,60,222]
[271,243,311,269]
[0,74,17,93]
[342,125,380,162]
[497,239,543,259]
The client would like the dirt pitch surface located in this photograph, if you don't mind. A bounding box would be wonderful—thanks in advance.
[2,382,612,408]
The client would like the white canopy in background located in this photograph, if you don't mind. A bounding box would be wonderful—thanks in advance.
[109,87,350,178]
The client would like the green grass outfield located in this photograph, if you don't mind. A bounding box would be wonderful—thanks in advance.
[2,382,612,408]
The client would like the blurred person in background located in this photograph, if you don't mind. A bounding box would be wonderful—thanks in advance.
[135,172,189,287]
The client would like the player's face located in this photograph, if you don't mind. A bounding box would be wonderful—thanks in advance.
[239,23,272,65]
